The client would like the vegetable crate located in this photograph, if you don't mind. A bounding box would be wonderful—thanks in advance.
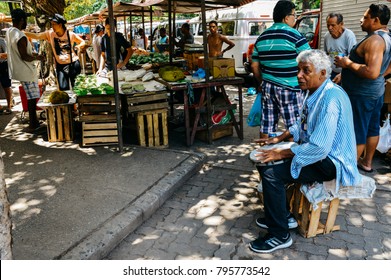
[46,104,74,142]
[196,123,233,142]
[122,92,169,147]
[77,95,117,122]
[288,184,340,238]
[136,109,168,148]
[82,121,118,147]
[77,95,118,146]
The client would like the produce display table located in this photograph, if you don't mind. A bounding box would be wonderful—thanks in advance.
[157,77,244,146]
[37,91,76,142]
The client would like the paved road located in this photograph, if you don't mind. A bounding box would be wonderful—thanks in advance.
[106,87,391,260]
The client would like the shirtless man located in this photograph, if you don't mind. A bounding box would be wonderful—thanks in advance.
[207,20,235,57]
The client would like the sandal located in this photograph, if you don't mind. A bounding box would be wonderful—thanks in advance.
[0,108,12,115]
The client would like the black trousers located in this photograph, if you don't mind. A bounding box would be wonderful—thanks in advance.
[256,157,336,239]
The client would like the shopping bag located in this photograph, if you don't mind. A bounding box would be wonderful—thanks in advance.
[246,91,262,127]
[376,114,391,153]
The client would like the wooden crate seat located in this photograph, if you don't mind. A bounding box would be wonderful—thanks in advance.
[288,183,340,238]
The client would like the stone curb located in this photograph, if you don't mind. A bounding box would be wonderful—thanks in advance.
[59,151,206,260]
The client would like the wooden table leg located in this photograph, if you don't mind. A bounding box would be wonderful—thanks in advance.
[183,90,191,146]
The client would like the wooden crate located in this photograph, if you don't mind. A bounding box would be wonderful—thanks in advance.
[82,122,118,147]
[46,104,74,142]
[196,123,233,142]
[289,184,340,238]
[77,95,117,122]
[126,92,168,114]
[136,109,168,147]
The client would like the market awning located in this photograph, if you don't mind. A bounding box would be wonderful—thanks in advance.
[67,12,101,26]
[0,12,11,23]
[99,0,255,16]
[153,0,255,13]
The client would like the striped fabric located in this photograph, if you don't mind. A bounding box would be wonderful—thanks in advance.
[289,79,362,191]
[252,23,311,89]
[21,81,40,100]
[261,81,303,134]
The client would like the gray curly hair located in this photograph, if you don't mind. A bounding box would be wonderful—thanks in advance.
[297,49,332,79]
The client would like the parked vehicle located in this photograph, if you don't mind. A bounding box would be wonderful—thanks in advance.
[190,0,278,75]
[295,9,320,49]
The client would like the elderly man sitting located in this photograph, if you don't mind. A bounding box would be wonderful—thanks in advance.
[250,49,362,253]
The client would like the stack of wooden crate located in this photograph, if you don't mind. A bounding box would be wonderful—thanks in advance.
[122,91,169,147]
[77,95,118,147]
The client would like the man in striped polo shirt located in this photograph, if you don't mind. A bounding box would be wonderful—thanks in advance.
[251,0,311,138]
[250,50,361,253]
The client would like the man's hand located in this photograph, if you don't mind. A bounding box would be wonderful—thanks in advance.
[254,148,283,163]
[117,61,126,69]
[334,55,350,68]
[253,135,280,146]
[35,54,45,61]
[332,73,342,84]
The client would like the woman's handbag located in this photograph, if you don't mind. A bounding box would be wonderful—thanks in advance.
[62,62,76,76]
[247,91,262,127]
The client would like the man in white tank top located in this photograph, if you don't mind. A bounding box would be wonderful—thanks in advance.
[6,9,45,132]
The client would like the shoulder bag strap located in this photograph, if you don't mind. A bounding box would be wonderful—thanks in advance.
[66,30,73,64]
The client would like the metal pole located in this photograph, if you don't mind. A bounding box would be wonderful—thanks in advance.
[142,7,146,49]
[107,0,123,152]
[150,6,153,51]
[201,0,212,143]
[168,0,173,63]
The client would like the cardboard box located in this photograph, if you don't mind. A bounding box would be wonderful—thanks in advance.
[184,52,204,71]
[385,78,391,103]
[209,58,235,78]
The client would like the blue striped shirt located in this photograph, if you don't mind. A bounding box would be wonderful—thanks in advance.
[289,79,362,191]
[252,23,311,89]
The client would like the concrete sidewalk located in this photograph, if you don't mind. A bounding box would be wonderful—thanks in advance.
[1,85,391,260]
[0,114,205,259]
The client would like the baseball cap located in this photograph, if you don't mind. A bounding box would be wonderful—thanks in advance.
[50,14,67,24]
[11,8,32,20]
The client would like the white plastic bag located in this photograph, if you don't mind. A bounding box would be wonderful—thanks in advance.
[376,114,391,153]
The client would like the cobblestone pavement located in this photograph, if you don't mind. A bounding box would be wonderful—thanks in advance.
[106,86,391,260]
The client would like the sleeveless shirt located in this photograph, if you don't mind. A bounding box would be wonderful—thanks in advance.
[341,30,391,99]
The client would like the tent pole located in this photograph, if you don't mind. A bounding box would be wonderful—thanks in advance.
[107,0,123,153]
[168,0,173,63]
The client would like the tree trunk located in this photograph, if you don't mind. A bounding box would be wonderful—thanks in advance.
[302,0,311,11]
[0,150,12,260]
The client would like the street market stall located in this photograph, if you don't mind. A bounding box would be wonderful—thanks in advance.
[59,0,254,149]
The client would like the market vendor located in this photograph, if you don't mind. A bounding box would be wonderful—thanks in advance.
[24,14,86,91]
[132,28,148,50]
[173,23,194,57]
[97,17,133,75]
[154,27,169,53]
[207,20,235,57]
